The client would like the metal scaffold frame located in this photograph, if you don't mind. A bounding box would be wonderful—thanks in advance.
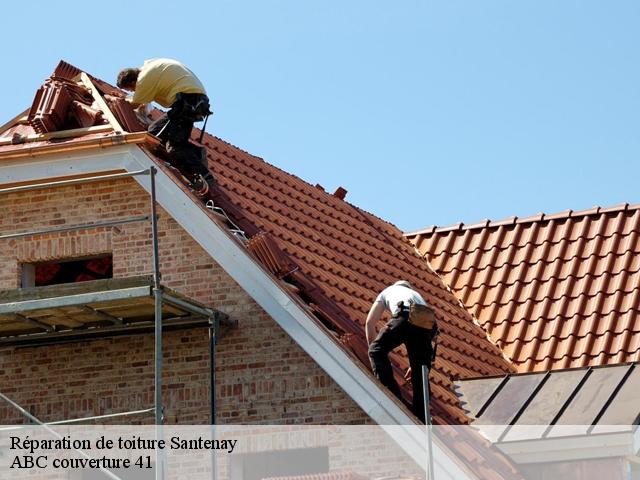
[0,168,227,479]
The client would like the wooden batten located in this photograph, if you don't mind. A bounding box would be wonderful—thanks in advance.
[79,72,124,133]
[0,124,113,146]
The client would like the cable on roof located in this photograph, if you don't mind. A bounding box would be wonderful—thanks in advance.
[205,200,247,242]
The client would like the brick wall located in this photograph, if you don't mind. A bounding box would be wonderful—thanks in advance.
[0,178,371,425]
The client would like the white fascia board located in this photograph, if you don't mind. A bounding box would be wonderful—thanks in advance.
[0,146,134,184]
[0,146,477,480]
[498,432,636,464]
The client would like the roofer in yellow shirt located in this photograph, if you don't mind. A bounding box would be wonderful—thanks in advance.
[117,58,214,195]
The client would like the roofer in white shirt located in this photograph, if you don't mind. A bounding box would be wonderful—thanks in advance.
[366,280,437,422]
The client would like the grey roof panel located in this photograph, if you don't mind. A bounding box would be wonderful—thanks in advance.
[591,365,640,434]
[474,374,545,442]
[455,376,506,419]
[502,368,588,442]
[456,362,640,442]
[546,365,629,438]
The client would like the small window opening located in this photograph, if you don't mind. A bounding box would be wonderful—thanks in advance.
[21,255,113,288]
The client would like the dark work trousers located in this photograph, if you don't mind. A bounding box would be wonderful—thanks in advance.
[148,93,213,185]
[368,310,433,422]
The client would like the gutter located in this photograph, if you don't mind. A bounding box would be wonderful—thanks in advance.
[0,132,159,161]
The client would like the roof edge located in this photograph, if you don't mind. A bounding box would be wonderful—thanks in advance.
[405,202,640,238]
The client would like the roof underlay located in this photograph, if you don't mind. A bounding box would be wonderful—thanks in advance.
[407,206,640,372]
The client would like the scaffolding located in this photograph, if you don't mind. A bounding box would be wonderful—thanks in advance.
[0,168,230,477]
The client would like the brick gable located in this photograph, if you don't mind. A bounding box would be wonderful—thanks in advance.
[0,178,371,425]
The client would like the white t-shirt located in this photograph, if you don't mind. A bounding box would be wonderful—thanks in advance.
[374,285,428,316]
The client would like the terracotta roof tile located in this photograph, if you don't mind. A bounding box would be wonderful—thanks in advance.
[28,80,74,133]
[408,206,640,372]
[51,60,83,82]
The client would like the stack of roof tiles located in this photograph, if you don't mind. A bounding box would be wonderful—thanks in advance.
[28,81,74,133]
[0,62,145,157]
[407,205,640,372]
[106,97,148,132]
[27,62,106,134]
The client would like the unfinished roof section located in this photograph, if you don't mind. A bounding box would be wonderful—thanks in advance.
[455,362,640,443]
[0,60,152,160]
[158,132,517,426]
[407,205,640,372]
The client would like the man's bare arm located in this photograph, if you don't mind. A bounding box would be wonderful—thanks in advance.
[365,301,385,345]
[104,94,142,109]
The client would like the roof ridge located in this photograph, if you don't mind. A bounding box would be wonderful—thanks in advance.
[406,202,640,237]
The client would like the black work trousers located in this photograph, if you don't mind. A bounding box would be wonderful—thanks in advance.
[368,311,433,422]
[149,93,213,183]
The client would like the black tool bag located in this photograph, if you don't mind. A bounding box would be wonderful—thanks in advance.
[172,93,212,122]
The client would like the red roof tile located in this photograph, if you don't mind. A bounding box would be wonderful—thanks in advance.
[407,205,640,372]
[28,80,75,133]
[106,97,147,132]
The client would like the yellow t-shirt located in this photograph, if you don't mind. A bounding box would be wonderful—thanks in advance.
[132,58,206,108]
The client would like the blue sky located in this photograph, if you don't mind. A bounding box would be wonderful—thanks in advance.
[1,1,638,232]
